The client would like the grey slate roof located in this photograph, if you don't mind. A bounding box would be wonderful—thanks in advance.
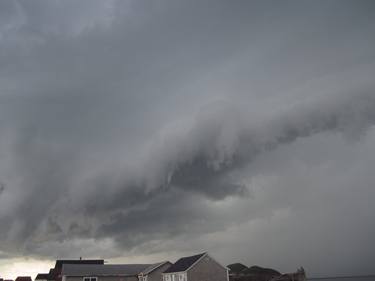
[164,253,206,273]
[62,264,151,276]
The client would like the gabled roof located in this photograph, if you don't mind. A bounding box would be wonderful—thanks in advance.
[140,261,171,275]
[164,253,206,273]
[35,274,50,280]
[227,263,248,274]
[62,264,151,277]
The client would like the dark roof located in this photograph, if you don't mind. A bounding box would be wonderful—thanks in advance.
[46,268,57,280]
[227,263,248,274]
[62,264,151,276]
[164,253,206,273]
[242,266,280,276]
[55,260,104,269]
[35,274,50,280]
[15,277,32,281]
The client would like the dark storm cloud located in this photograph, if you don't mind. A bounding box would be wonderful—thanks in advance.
[0,0,375,276]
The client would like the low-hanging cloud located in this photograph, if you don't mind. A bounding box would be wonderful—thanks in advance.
[5,90,374,256]
[0,0,375,277]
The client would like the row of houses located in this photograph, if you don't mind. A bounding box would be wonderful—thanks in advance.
[32,253,228,281]
[227,263,306,281]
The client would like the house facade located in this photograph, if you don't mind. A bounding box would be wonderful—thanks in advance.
[162,253,228,281]
[138,262,172,281]
[36,259,105,281]
[61,263,169,281]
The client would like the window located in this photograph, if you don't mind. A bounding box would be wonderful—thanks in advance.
[83,277,97,281]
[178,274,185,281]
[165,275,171,281]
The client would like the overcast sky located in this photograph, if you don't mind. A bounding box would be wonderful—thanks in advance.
[1,0,375,279]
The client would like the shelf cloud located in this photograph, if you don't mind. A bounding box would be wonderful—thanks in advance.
[0,0,375,277]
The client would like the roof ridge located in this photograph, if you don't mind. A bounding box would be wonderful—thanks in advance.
[163,252,207,273]
[141,261,170,275]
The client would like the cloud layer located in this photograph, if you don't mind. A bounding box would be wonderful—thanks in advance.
[0,0,375,277]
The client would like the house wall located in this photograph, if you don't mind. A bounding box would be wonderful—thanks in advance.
[65,276,138,281]
[147,263,172,281]
[162,273,185,281]
[187,255,228,281]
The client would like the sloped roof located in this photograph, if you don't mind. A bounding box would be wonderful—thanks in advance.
[164,253,206,273]
[141,261,171,275]
[62,264,151,276]
[35,274,50,280]
[47,268,57,280]
[227,263,248,274]
[55,260,104,269]
[15,277,32,281]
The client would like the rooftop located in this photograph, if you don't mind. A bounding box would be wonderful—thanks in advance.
[62,264,151,276]
[164,253,206,273]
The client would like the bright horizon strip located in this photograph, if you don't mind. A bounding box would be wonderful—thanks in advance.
[0,258,53,280]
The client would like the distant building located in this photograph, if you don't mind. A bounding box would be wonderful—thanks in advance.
[227,263,248,278]
[35,259,104,281]
[15,277,32,281]
[162,253,228,281]
[270,267,306,281]
[61,263,169,281]
[35,274,50,281]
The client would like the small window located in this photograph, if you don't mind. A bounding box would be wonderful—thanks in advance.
[83,277,97,281]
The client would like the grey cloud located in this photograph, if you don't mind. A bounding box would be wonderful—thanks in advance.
[0,0,375,277]
[26,90,374,258]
